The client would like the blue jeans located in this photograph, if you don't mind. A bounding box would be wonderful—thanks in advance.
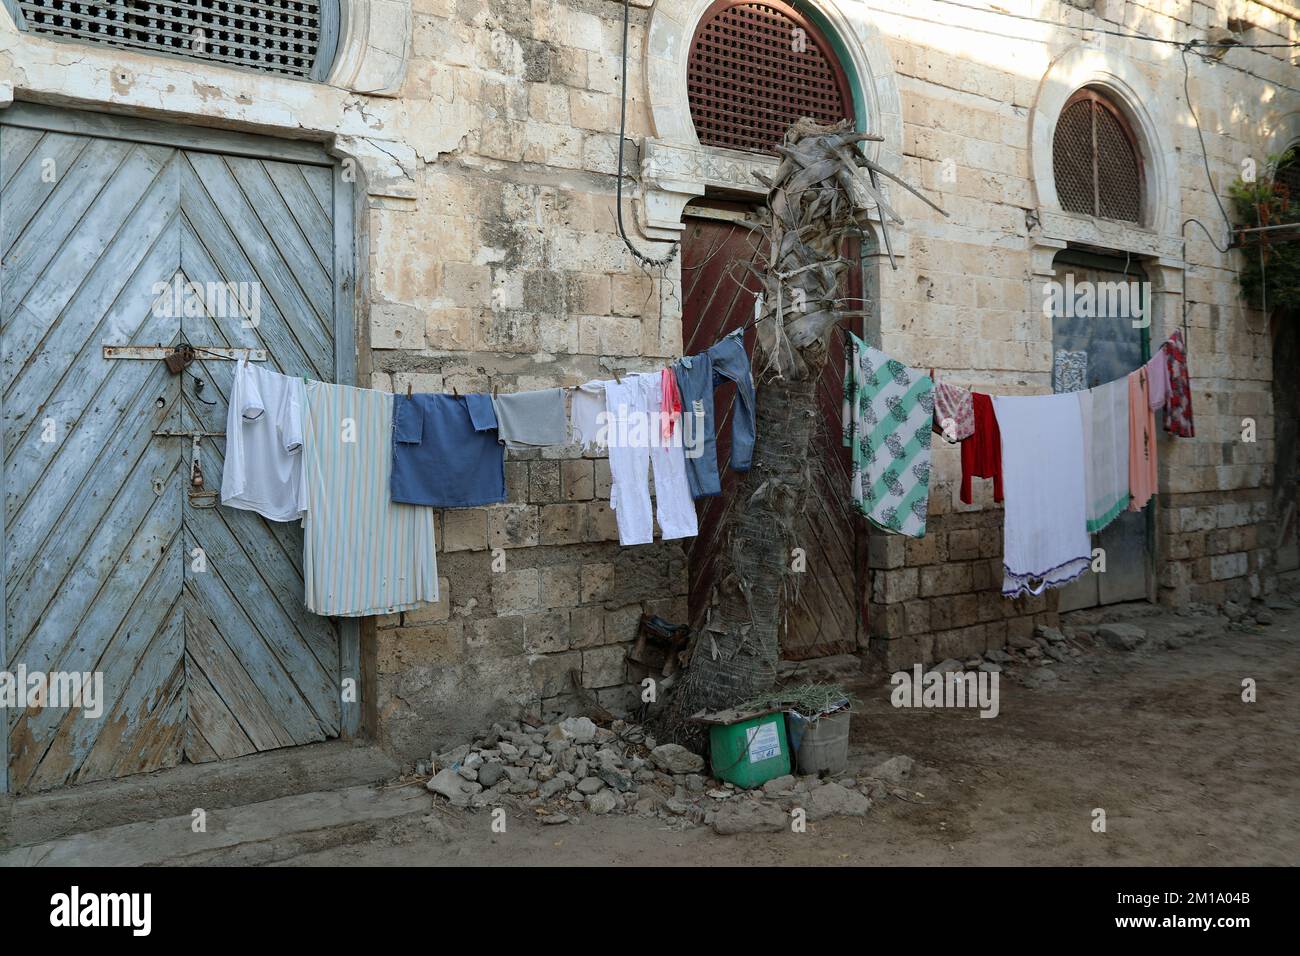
[673,332,756,499]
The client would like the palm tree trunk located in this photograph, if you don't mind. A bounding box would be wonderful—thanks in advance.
[656,118,943,740]
[658,119,881,736]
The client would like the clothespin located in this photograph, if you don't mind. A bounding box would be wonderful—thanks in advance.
[406,381,413,399]
[453,385,460,398]
[492,383,499,398]
[613,370,622,384]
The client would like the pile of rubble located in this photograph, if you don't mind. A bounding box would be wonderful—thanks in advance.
[423,715,911,834]
[950,595,1296,689]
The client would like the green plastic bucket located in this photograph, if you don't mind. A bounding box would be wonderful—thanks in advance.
[707,710,791,789]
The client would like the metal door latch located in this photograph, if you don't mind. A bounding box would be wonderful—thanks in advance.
[152,430,224,503]
[104,345,267,363]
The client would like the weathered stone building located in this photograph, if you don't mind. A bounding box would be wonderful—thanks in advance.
[1,0,1296,791]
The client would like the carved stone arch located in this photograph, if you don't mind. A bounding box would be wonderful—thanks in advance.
[1029,45,1182,268]
[327,0,413,97]
[1264,109,1300,159]
[639,0,904,248]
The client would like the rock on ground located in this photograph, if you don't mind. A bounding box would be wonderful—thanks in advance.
[713,800,788,835]
[587,790,618,814]
[426,769,480,807]
[650,743,705,774]
[804,782,871,821]
[1098,623,1146,651]
[867,755,914,785]
[1021,667,1058,688]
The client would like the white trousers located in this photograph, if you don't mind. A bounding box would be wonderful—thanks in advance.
[605,373,698,546]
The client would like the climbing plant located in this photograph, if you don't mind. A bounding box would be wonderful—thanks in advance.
[1229,150,1300,311]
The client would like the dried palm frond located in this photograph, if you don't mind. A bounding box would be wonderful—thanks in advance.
[752,118,947,380]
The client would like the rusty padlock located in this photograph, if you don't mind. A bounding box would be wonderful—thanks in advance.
[165,344,195,374]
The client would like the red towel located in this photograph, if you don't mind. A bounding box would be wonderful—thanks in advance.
[960,391,1004,504]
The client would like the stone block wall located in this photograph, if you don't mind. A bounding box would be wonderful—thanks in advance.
[5,0,1297,762]
[357,0,690,758]
[370,444,689,756]
[867,459,1054,669]
[1157,489,1275,603]
[853,0,1295,666]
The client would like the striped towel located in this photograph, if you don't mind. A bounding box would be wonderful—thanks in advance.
[301,381,439,617]
[1078,378,1130,533]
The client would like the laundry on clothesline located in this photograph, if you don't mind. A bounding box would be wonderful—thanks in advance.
[217,316,1194,618]
[391,392,506,508]
[301,381,439,617]
[492,387,568,450]
[960,391,1003,505]
[842,331,934,539]
[932,380,974,443]
[993,392,1093,598]
[605,372,698,546]
[569,379,612,450]
[1078,376,1130,534]
[673,330,757,500]
[857,328,1193,599]
[1127,364,1159,513]
[1163,328,1195,437]
[1145,344,1170,411]
[221,357,308,522]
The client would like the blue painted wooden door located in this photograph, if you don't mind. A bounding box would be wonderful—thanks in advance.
[1,107,350,793]
[1050,253,1152,610]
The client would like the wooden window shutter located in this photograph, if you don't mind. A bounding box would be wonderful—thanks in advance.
[1052,88,1144,224]
[687,0,856,154]
[11,0,338,81]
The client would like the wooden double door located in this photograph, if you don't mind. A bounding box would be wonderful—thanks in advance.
[1,105,358,793]
[679,208,867,660]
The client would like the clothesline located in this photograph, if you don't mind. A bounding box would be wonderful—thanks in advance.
[843,327,1194,600]
[222,312,1192,622]
[220,332,758,619]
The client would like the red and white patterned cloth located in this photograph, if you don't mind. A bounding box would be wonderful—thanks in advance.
[933,382,975,442]
[1162,329,1195,438]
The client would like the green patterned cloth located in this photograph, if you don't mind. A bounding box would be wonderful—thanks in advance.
[842,332,934,538]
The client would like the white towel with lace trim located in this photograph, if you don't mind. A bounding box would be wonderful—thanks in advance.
[992,393,1092,598]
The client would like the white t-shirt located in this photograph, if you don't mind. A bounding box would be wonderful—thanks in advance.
[221,359,307,521]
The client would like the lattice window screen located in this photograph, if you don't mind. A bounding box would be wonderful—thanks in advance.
[687,0,854,154]
[15,0,329,79]
[1053,90,1143,223]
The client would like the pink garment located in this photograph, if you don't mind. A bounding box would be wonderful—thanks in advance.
[1127,367,1158,512]
[660,367,681,442]
[1145,344,1170,411]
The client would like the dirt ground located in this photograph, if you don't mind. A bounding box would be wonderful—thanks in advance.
[274,600,1300,866]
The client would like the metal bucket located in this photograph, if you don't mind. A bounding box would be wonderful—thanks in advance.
[788,707,851,775]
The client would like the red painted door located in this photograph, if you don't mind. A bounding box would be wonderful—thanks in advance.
[679,210,866,659]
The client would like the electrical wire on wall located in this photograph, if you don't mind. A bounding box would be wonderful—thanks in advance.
[856,0,1300,97]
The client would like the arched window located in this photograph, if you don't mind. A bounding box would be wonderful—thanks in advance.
[687,0,855,154]
[1052,87,1144,224]
[1273,148,1300,204]
[2,0,339,81]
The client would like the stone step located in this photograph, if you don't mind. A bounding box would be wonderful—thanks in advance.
[4,740,399,849]
[0,782,431,867]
